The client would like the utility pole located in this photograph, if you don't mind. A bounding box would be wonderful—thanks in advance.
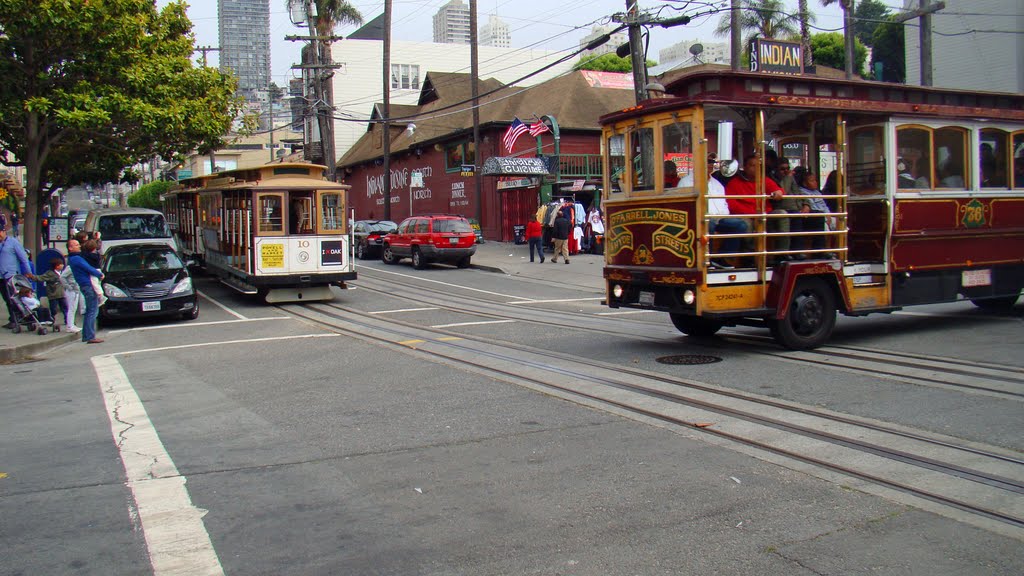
[300,0,337,179]
[730,0,741,71]
[470,0,482,224]
[625,0,648,103]
[841,0,854,79]
[195,46,220,67]
[894,1,944,86]
[382,0,392,221]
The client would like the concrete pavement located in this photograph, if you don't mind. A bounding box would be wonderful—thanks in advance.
[0,240,607,362]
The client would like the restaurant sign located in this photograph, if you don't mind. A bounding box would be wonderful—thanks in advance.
[496,177,538,191]
[749,39,803,75]
[482,156,550,176]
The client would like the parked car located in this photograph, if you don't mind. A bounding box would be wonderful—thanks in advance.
[353,220,397,260]
[381,214,477,269]
[84,207,177,255]
[99,244,199,324]
[70,215,87,236]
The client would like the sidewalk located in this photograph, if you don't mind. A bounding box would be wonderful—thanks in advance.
[0,240,607,362]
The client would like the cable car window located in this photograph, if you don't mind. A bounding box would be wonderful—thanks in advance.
[980,129,1009,188]
[1012,132,1024,189]
[934,126,968,189]
[896,126,932,189]
[631,126,656,192]
[257,193,284,235]
[318,191,345,232]
[848,125,886,195]
[607,133,626,195]
[662,121,693,189]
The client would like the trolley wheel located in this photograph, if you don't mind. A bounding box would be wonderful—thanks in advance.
[970,294,1019,311]
[356,241,367,260]
[381,244,398,265]
[411,248,426,270]
[768,277,836,350]
[456,256,471,269]
[37,327,47,335]
[669,314,723,337]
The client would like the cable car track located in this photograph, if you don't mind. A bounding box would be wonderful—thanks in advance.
[351,271,1024,400]
[276,299,1024,536]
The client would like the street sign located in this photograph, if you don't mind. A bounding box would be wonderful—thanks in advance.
[49,217,69,243]
[410,170,424,188]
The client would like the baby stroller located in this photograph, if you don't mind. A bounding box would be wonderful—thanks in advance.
[5,274,57,335]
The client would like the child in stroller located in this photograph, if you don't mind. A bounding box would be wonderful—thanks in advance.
[6,275,57,335]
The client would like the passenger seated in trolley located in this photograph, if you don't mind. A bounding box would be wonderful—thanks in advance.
[706,154,748,269]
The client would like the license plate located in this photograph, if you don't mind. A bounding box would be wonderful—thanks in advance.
[638,291,655,305]
[962,269,991,288]
[449,237,459,245]
[142,301,161,312]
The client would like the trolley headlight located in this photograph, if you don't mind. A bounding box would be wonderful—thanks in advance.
[612,284,624,298]
[171,277,193,295]
[103,283,128,298]
[682,289,696,305]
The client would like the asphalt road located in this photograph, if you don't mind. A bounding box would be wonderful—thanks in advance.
[2,265,1022,575]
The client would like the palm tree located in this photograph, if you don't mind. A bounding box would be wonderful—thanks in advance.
[799,0,812,66]
[715,0,801,48]
[314,0,362,38]
[820,0,855,77]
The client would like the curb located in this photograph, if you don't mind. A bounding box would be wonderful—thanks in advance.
[470,263,506,274]
[0,331,78,363]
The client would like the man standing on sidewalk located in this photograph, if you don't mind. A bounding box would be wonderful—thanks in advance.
[551,211,571,265]
[0,226,34,329]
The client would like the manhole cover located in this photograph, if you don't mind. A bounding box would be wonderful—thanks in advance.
[656,354,722,365]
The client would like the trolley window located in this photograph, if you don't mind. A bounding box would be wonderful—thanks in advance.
[317,190,346,233]
[631,125,657,193]
[847,125,886,195]
[934,127,968,189]
[980,129,1008,189]
[1013,131,1024,189]
[257,193,285,236]
[662,119,694,190]
[896,126,932,189]
[606,132,626,196]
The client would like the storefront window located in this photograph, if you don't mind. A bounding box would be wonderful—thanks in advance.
[662,121,693,189]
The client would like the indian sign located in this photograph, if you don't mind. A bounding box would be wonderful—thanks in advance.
[749,39,803,75]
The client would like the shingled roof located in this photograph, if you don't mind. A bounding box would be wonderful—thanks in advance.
[339,70,636,168]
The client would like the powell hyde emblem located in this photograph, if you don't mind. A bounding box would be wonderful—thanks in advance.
[607,208,694,266]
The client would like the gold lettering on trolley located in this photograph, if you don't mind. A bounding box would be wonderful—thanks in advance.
[607,208,695,266]
[653,273,689,285]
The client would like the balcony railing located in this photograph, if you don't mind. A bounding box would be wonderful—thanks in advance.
[557,154,603,179]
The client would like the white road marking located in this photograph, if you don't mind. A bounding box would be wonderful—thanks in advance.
[893,311,999,319]
[369,307,440,314]
[506,297,605,304]
[366,267,528,300]
[92,355,224,576]
[106,317,290,334]
[596,310,658,316]
[196,289,247,320]
[114,333,339,357]
[431,319,517,328]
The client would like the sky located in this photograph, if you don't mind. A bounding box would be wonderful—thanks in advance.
[159,0,849,87]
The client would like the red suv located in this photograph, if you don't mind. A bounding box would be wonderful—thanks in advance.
[381,214,477,269]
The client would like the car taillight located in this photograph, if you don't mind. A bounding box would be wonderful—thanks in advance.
[368,234,379,240]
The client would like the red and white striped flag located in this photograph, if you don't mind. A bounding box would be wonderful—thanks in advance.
[529,120,550,137]
[502,118,528,153]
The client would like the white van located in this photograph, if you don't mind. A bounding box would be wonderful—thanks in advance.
[84,208,178,255]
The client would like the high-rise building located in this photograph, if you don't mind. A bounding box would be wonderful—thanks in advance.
[480,15,511,48]
[433,0,471,44]
[659,40,730,67]
[218,0,271,100]
[579,26,628,60]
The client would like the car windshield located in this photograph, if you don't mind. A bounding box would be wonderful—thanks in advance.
[106,248,184,272]
[98,214,171,240]
[368,221,396,233]
[433,219,472,233]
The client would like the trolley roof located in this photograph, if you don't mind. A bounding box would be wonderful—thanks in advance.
[171,162,351,194]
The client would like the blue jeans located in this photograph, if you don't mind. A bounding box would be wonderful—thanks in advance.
[80,283,99,341]
[712,218,749,256]
[528,237,544,261]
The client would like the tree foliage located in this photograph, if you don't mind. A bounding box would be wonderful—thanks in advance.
[854,0,891,46]
[871,19,906,83]
[811,32,868,77]
[127,180,172,210]
[574,53,656,73]
[716,0,801,47]
[0,0,239,253]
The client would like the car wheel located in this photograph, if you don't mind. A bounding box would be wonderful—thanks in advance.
[768,278,836,350]
[182,303,199,320]
[382,244,398,264]
[669,314,723,337]
[356,241,367,260]
[412,248,426,270]
[457,256,471,269]
[970,294,1019,311]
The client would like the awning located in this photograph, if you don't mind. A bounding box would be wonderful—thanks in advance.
[482,156,550,176]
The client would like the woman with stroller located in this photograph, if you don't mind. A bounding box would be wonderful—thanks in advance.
[0,225,34,329]
[68,239,104,344]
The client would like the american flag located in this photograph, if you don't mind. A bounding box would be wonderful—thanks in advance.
[529,120,550,137]
[502,117,528,153]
